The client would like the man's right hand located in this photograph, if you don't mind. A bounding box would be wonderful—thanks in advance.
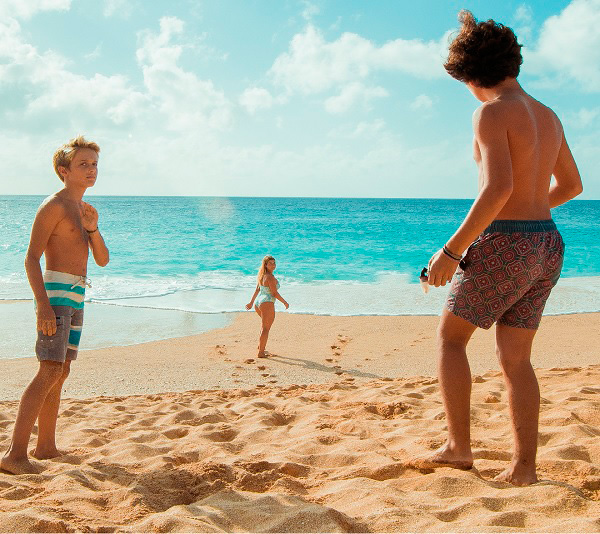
[37,304,57,336]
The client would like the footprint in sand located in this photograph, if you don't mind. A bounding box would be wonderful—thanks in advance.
[215,344,227,356]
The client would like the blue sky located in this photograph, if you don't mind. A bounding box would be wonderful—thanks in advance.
[0,0,598,198]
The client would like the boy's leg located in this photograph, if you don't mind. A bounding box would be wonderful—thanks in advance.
[0,361,64,474]
[494,323,539,486]
[33,360,71,459]
[33,307,81,458]
[410,309,477,469]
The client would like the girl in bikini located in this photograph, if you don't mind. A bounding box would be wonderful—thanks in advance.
[245,255,289,358]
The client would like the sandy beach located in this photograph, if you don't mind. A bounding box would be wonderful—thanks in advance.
[1,312,599,532]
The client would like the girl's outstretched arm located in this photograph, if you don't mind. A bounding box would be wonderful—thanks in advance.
[245,285,260,310]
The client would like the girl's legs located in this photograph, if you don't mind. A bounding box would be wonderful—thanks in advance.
[257,302,275,357]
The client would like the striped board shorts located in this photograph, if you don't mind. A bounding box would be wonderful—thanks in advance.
[35,270,90,362]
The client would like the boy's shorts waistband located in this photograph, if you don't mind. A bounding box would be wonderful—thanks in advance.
[41,271,91,310]
[484,219,557,234]
[44,270,91,288]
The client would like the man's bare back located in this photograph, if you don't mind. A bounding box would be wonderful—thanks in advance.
[473,91,563,221]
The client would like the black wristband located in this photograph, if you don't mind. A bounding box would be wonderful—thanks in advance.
[442,245,461,261]
[86,227,99,235]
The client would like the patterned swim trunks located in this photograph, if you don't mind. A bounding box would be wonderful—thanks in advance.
[446,220,564,330]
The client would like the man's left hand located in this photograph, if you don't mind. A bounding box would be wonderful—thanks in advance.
[427,249,459,287]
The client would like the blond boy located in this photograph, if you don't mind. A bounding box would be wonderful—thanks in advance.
[1,136,109,474]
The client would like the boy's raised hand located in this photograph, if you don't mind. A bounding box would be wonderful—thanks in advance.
[81,202,99,232]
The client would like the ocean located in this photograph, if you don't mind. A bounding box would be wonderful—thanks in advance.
[1,196,599,358]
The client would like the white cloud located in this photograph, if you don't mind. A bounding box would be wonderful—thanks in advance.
[565,107,600,129]
[301,1,319,21]
[514,4,534,43]
[103,0,135,18]
[26,73,147,125]
[525,0,600,91]
[239,87,274,114]
[269,25,448,96]
[136,17,233,131]
[351,119,386,138]
[85,43,103,61]
[0,17,145,126]
[324,83,388,114]
[0,0,71,19]
[0,13,232,135]
[328,119,387,140]
[410,94,434,112]
[0,18,64,84]
[515,4,534,23]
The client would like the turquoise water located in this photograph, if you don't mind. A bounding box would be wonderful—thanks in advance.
[1,195,599,319]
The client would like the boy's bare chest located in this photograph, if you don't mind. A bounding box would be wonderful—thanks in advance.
[53,208,87,244]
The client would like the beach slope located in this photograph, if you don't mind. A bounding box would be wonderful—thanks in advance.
[1,313,599,532]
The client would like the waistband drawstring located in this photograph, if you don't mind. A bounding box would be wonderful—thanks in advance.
[70,276,92,290]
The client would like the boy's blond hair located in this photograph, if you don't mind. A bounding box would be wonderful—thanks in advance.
[53,136,100,181]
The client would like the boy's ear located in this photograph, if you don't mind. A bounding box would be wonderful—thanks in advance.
[58,165,69,179]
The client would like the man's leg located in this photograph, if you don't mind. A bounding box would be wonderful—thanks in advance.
[33,360,71,459]
[494,323,539,486]
[0,361,64,474]
[410,309,477,469]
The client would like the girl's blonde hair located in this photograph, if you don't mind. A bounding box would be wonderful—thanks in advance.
[257,255,275,284]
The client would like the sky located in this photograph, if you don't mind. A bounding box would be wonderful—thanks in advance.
[0,0,598,199]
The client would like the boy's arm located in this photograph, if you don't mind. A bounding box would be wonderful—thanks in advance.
[25,201,64,336]
[427,104,513,286]
[549,131,583,208]
[82,202,110,267]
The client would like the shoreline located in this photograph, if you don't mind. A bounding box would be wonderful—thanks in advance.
[1,311,598,401]
[2,296,600,362]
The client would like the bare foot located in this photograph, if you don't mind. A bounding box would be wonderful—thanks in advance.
[494,465,538,486]
[0,454,40,475]
[32,447,64,460]
[257,351,268,358]
[407,446,473,471]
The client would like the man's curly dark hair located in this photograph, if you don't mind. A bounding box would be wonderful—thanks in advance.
[444,10,523,88]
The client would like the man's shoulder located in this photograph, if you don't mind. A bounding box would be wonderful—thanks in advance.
[474,98,516,120]
[472,101,512,137]
[473,97,539,134]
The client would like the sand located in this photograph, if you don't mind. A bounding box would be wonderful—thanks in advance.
[1,312,599,532]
